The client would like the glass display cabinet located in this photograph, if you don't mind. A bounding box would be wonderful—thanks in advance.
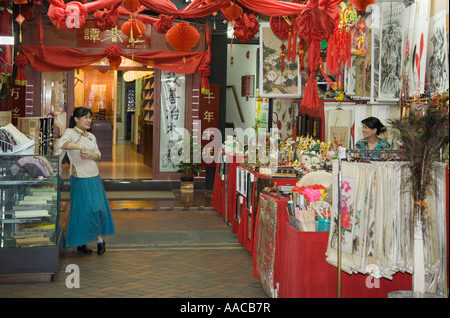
[0,154,61,283]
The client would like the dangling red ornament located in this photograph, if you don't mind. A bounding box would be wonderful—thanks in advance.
[153,14,174,33]
[121,19,146,38]
[105,45,122,70]
[293,0,336,109]
[14,53,28,86]
[166,22,200,51]
[280,43,286,73]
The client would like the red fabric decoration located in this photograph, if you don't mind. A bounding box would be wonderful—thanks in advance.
[47,1,88,31]
[105,45,122,69]
[93,6,120,31]
[166,22,200,52]
[121,18,146,38]
[122,0,141,12]
[349,0,376,11]
[14,53,28,86]
[153,14,174,33]
[20,45,206,75]
[293,0,336,109]
[199,64,211,95]
[199,23,212,94]
[233,11,260,43]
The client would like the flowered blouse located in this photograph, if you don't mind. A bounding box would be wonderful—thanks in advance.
[355,138,391,159]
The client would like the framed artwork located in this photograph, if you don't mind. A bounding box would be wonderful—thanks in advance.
[259,22,301,98]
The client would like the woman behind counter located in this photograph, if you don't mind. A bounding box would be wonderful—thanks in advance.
[355,117,390,159]
[57,107,114,255]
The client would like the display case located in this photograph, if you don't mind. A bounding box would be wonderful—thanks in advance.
[0,154,61,283]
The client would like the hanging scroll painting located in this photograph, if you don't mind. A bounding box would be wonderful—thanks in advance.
[327,109,352,152]
[378,1,405,101]
[259,23,301,98]
[354,26,372,98]
[406,0,430,96]
[427,11,449,93]
[159,71,186,172]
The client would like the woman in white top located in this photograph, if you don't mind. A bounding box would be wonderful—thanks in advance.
[57,107,114,255]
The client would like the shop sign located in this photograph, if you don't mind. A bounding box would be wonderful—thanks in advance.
[199,84,220,167]
[9,83,26,126]
[77,21,151,50]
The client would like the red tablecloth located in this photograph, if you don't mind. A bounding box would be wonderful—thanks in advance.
[253,192,412,298]
[278,222,412,298]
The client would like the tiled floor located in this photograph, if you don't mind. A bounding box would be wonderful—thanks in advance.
[0,142,268,298]
[0,190,267,298]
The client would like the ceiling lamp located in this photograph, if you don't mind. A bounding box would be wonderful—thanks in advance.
[123,71,154,82]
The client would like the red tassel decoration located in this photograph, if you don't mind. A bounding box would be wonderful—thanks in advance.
[280,43,286,73]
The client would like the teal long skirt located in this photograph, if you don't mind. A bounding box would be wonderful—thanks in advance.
[63,175,115,247]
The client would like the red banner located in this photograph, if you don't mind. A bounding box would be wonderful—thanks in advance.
[199,84,220,167]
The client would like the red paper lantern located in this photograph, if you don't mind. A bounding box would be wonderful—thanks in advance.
[166,23,200,51]
[225,3,243,20]
[123,0,141,12]
[121,19,146,38]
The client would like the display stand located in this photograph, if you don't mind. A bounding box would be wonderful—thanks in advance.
[0,154,61,283]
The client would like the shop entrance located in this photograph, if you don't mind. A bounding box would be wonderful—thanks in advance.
[72,60,154,180]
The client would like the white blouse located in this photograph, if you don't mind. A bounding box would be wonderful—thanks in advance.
[57,126,101,178]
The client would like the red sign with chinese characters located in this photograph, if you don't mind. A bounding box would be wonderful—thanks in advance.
[199,84,220,167]
[77,21,151,50]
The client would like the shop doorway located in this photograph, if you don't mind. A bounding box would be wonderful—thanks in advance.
[72,62,154,180]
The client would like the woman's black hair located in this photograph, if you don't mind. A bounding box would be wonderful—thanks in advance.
[68,107,93,128]
[361,117,387,135]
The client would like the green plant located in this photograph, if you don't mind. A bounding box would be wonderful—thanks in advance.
[174,133,203,180]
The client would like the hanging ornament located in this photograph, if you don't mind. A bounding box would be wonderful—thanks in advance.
[343,7,358,26]
[153,14,174,33]
[15,12,25,44]
[121,19,146,38]
[224,3,243,21]
[233,11,259,44]
[14,53,28,86]
[105,45,122,70]
[122,0,141,12]
[280,43,286,73]
[269,16,290,41]
[270,16,296,62]
[166,22,200,51]
[93,7,120,31]
[293,0,336,108]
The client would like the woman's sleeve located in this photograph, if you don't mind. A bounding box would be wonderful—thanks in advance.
[91,133,102,161]
[56,129,73,155]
